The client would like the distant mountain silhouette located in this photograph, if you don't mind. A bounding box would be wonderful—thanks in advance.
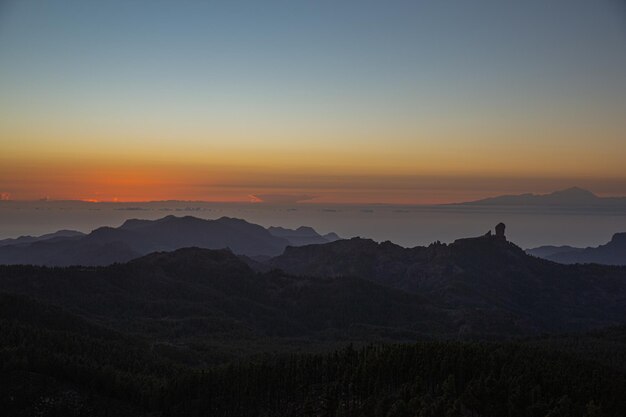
[0,229,84,247]
[525,245,584,259]
[0,216,290,265]
[457,187,626,206]
[0,216,343,266]
[322,232,341,241]
[268,226,341,246]
[528,232,626,265]
[268,224,626,334]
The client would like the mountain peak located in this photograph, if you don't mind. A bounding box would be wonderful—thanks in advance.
[610,232,626,245]
[295,226,318,235]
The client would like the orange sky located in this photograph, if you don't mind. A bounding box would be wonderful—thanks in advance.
[2,145,626,204]
[2,113,626,203]
[1,1,625,203]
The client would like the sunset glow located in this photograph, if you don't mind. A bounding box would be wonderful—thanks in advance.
[1,0,625,203]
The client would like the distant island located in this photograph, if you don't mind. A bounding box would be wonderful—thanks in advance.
[455,186,626,207]
[3,186,626,209]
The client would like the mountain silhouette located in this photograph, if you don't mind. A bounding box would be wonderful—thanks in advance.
[268,225,626,333]
[0,216,290,265]
[528,232,626,265]
[0,229,84,247]
[525,245,583,258]
[268,226,341,246]
[0,216,345,266]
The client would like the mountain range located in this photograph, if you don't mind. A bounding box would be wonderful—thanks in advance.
[2,224,626,342]
[0,216,341,266]
[527,232,626,265]
[268,231,626,334]
[458,186,626,207]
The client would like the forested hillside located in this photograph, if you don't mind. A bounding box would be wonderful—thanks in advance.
[2,294,625,417]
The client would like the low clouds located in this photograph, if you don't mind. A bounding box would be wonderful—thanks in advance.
[0,193,10,201]
[249,194,316,204]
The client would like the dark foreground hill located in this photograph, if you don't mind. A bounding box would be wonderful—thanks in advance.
[1,292,625,416]
[0,248,452,348]
[527,232,626,265]
[269,233,626,334]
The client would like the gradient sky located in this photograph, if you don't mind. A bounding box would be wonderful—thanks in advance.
[1,0,625,203]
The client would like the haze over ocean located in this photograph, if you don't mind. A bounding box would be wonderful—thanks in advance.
[1,200,624,249]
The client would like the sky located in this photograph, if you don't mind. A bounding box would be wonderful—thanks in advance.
[1,0,625,204]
